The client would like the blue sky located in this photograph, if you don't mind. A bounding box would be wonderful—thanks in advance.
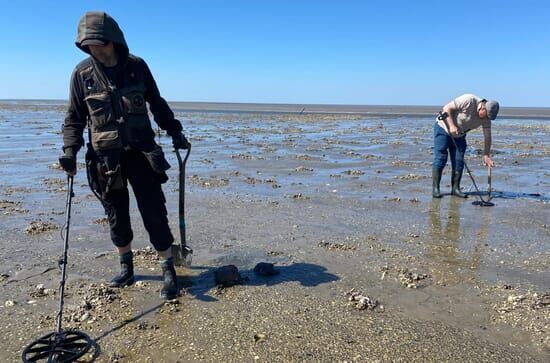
[1,1,549,106]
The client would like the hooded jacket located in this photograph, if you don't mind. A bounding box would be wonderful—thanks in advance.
[63,12,182,163]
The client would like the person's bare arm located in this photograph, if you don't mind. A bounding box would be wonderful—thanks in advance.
[442,101,459,136]
[482,126,494,168]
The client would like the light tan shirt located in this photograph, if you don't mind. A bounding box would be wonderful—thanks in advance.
[437,94,491,136]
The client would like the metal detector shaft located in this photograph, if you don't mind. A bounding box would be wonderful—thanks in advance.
[438,112,491,204]
[488,167,492,200]
[57,175,74,333]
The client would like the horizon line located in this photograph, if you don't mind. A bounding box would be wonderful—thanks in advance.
[1,98,550,110]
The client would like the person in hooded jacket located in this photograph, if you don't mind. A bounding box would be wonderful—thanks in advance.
[61,11,189,300]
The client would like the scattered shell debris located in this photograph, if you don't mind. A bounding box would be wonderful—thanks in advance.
[30,284,56,298]
[93,217,109,225]
[318,240,357,251]
[345,288,379,310]
[25,219,60,234]
[492,292,549,350]
[188,175,229,188]
[398,269,429,289]
[1,200,28,215]
[343,169,365,176]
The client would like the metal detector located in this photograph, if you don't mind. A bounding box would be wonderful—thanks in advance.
[22,160,94,362]
[172,145,193,267]
[438,112,495,207]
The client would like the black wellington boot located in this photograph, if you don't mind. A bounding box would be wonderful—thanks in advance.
[160,258,178,300]
[109,251,135,287]
[451,170,468,198]
[432,168,443,198]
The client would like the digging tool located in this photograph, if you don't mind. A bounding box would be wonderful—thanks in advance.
[172,145,193,266]
[438,112,495,207]
[22,159,94,362]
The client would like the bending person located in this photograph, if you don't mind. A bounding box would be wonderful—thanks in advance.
[432,94,499,198]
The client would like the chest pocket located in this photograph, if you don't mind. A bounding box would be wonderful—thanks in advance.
[85,92,122,151]
[121,86,147,115]
[85,92,116,128]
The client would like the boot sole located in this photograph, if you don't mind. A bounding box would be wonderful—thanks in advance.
[109,276,135,288]
[451,193,468,198]
[160,290,178,300]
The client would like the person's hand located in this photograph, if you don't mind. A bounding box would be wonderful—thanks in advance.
[172,132,190,149]
[59,155,77,176]
[483,155,494,168]
[449,124,459,137]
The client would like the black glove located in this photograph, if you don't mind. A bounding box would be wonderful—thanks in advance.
[171,132,190,149]
[59,155,76,173]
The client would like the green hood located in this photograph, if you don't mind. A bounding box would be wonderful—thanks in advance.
[75,12,128,59]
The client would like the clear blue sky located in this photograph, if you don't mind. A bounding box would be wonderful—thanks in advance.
[1,0,549,107]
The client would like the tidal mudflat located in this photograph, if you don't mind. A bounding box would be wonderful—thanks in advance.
[1,100,548,362]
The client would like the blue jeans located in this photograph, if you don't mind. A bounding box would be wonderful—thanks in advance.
[432,123,466,172]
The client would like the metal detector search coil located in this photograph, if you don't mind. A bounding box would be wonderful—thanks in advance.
[22,174,94,362]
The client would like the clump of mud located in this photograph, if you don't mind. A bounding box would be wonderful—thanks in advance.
[231,153,263,160]
[0,199,28,215]
[318,240,357,251]
[25,219,60,234]
[294,166,314,173]
[188,175,229,188]
[290,193,309,200]
[395,173,428,180]
[43,178,66,192]
[2,186,33,196]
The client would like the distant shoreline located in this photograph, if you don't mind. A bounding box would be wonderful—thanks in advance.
[2,99,550,119]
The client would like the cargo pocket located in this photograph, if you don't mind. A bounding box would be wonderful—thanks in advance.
[91,124,123,151]
[85,92,116,128]
[142,145,171,174]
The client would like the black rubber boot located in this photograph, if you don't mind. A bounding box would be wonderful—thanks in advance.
[451,170,467,198]
[432,168,443,198]
[110,251,134,287]
[160,258,178,300]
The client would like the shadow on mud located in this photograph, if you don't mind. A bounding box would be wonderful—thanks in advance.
[467,190,549,201]
[183,262,339,302]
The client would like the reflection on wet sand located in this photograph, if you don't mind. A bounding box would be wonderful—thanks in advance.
[427,197,490,283]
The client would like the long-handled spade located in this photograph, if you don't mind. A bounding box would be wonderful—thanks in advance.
[22,157,94,362]
[172,145,193,267]
[437,112,495,207]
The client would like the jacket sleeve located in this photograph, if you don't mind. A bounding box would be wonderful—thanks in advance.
[142,59,183,136]
[62,68,88,156]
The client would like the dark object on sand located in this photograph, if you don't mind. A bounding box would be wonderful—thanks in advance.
[438,112,495,207]
[254,262,279,276]
[22,174,93,362]
[214,265,242,286]
[172,145,193,267]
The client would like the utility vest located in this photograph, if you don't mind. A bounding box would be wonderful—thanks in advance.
[79,60,154,152]
[79,58,170,176]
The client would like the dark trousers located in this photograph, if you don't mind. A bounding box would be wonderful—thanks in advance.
[101,150,174,252]
[432,123,467,172]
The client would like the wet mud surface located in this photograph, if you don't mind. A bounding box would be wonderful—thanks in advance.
[0,101,549,362]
